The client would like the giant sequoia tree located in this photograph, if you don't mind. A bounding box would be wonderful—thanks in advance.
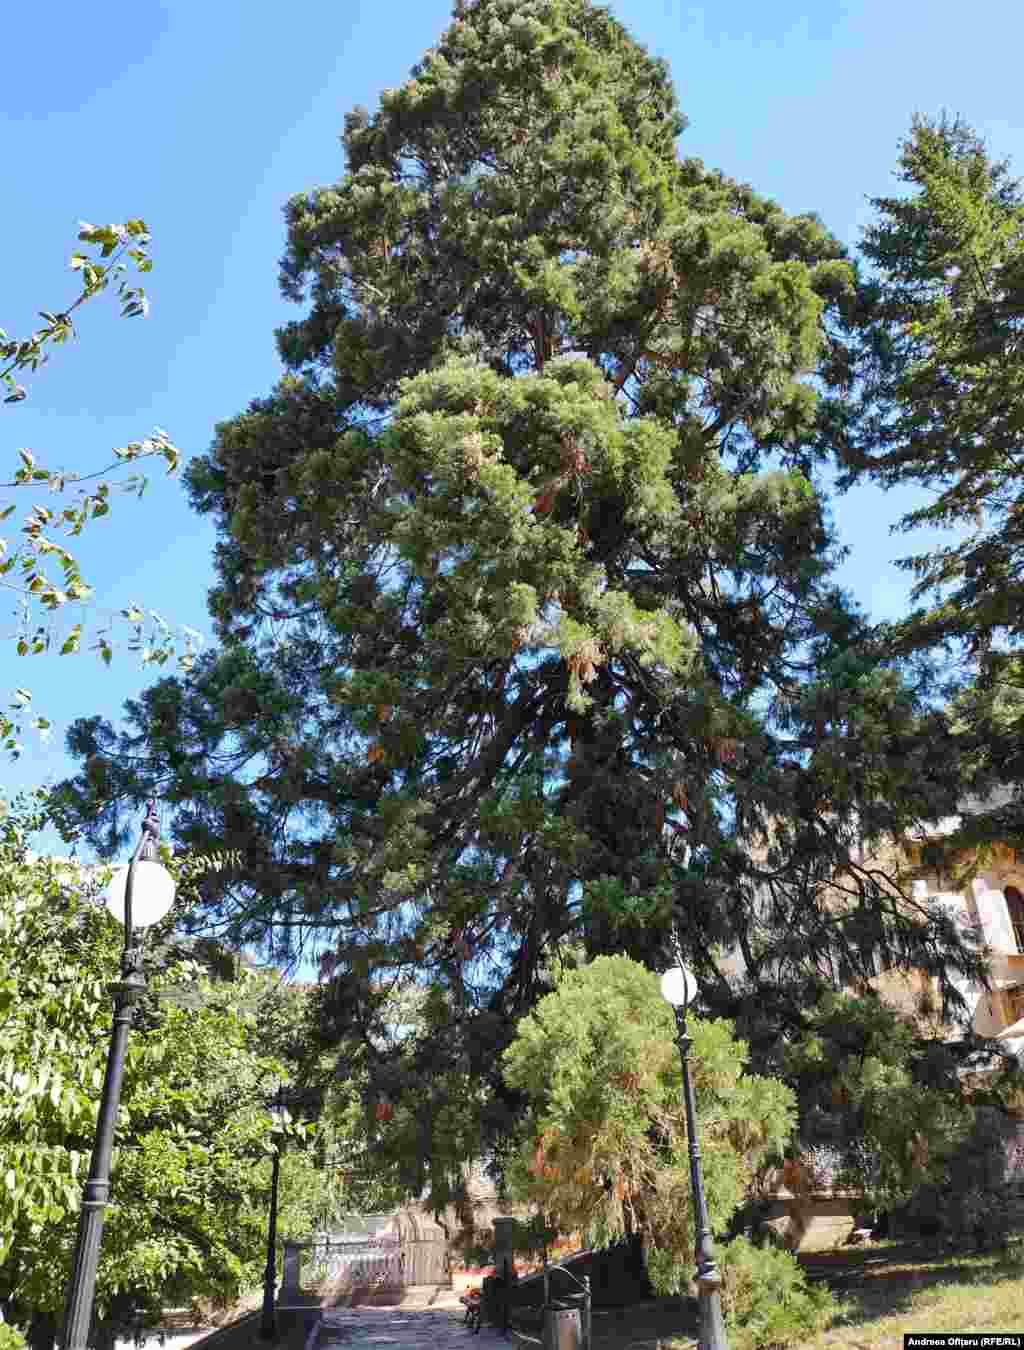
[53,0,986,1202]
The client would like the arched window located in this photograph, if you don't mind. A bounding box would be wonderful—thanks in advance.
[1005,886,1024,953]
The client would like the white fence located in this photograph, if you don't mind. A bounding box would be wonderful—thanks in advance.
[281,1228,448,1300]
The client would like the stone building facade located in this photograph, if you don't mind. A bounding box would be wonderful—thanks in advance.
[878,811,1024,1064]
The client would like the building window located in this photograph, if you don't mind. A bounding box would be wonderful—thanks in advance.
[1005,886,1024,954]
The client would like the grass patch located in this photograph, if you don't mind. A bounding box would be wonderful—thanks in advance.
[802,1241,1024,1349]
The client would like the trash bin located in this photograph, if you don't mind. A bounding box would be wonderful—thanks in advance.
[543,1298,582,1350]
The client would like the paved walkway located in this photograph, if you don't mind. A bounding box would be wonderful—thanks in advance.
[308,1287,518,1350]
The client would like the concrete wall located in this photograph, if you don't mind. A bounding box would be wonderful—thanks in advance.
[757,1192,861,1253]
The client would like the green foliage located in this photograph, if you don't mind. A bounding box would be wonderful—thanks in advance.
[1,218,191,759]
[0,1324,28,1350]
[844,113,1024,861]
[848,114,1024,646]
[1,220,153,407]
[316,1091,411,1219]
[0,794,312,1341]
[503,955,796,1294]
[717,1235,839,1350]
[911,1106,1020,1251]
[779,989,973,1210]
[772,987,1024,1258]
[50,0,985,1197]
[301,969,495,1221]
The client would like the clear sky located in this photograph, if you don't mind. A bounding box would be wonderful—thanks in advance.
[3,0,1023,841]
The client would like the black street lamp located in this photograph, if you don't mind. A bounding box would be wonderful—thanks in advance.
[259,1088,289,1342]
[62,803,177,1350]
[660,964,729,1350]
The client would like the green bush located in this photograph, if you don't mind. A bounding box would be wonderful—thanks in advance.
[718,1235,840,1350]
[945,1185,1015,1251]
[503,955,797,1296]
[897,1106,1019,1251]
[936,1107,1018,1251]
[0,1323,28,1350]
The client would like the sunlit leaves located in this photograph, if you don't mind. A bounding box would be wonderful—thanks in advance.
[0,220,197,754]
[0,794,309,1337]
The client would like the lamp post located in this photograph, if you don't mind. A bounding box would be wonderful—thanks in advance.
[260,1088,288,1342]
[62,802,177,1350]
[660,964,729,1350]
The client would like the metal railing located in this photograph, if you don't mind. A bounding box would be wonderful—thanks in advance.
[482,1260,590,1350]
[282,1234,403,1300]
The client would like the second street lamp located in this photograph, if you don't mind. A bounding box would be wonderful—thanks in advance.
[260,1087,289,1342]
[62,802,176,1350]
[660,963,729,1350]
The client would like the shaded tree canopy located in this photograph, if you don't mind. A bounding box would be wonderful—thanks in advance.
[51,0,988,1189]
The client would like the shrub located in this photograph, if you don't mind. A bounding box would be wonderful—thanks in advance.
[503,956,796,1296]
[0,1324,28,1350]
[944,1185,1015,1251]
[718,1235,840,1350]
[935,1107,1019,1251]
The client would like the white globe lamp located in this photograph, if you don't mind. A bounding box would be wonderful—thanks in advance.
[660,963,695,1010]
[64,801,178,1350]
[103,860,176,928]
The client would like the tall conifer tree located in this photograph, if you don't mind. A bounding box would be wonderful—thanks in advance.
[844,114,1024,859]
[54,1,987,1200]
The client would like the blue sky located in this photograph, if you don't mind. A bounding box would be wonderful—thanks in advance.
[3,0,1023,843]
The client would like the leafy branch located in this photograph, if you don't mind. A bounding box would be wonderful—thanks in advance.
[0,219,190,757]
[1,219,154,403]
